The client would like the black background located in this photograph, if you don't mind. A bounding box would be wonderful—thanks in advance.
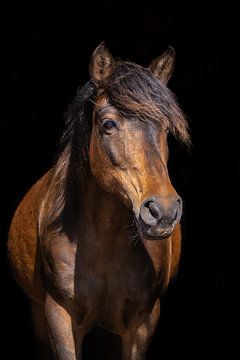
[1,1,238,359]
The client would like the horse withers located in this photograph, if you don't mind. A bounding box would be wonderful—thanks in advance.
[8,42,190,359]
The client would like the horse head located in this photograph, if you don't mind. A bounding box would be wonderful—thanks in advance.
[87,43,189,240]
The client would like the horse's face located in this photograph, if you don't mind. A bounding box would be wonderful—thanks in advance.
[90,96,181,240]
[89,43,184,240]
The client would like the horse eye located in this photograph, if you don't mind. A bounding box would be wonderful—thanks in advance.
[102,119,117,132]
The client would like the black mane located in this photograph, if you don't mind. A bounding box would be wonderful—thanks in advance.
[103,61,190,144]
[49,60,190,232]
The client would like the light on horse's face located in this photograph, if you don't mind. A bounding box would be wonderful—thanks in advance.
[89,97,182,240]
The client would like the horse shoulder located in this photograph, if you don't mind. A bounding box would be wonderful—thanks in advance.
[8,170,53,303]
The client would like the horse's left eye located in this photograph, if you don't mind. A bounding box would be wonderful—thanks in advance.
[102,120,117,132]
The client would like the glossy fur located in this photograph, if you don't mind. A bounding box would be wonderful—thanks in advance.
[8,43,190,359]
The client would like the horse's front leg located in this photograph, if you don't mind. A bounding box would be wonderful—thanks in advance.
[45,294,84,360]
[122,300,160,360]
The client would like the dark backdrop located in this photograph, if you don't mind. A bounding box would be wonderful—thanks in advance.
[1,2,237,359]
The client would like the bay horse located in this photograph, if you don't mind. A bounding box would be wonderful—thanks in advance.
[8,42,190,359]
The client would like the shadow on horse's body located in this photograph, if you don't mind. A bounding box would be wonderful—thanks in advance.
[8,43,190,359]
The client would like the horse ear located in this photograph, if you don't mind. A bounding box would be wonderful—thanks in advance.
[89,42,115,83]
[149,46,176,84]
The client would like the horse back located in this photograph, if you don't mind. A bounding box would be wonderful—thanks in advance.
[8,170,53,304]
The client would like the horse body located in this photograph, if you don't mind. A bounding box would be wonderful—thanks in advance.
[8,43,189,359]
[8,171,51,303]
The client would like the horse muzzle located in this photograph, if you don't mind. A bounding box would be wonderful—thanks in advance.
[138,195,182,240]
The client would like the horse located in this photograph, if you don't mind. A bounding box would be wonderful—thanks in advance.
[8,42,190,360]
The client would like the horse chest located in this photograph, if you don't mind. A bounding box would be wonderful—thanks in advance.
[74,258,157,331]
[47,240,158,332]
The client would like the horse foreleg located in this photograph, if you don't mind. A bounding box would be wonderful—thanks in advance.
[44,294,83,360]
[31,301,52,359]
[122,300,160,360]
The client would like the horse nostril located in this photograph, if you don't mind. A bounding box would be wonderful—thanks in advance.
[145,201,160,219]
[140,199,160,226]
[175,197,183,221]
[177,197,182,206]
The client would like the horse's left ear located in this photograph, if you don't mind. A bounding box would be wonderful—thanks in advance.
[149,46,176,84]
[89,42,115,83]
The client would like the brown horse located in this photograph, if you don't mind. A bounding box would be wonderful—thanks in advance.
[8,42,190,359]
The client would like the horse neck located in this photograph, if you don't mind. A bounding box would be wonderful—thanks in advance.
[77,173,132,245]
[76,173,172,284]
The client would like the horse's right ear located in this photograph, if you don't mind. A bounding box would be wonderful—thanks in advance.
[89,42,115,84]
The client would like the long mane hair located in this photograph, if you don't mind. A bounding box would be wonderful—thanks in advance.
[48,60,190,232]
